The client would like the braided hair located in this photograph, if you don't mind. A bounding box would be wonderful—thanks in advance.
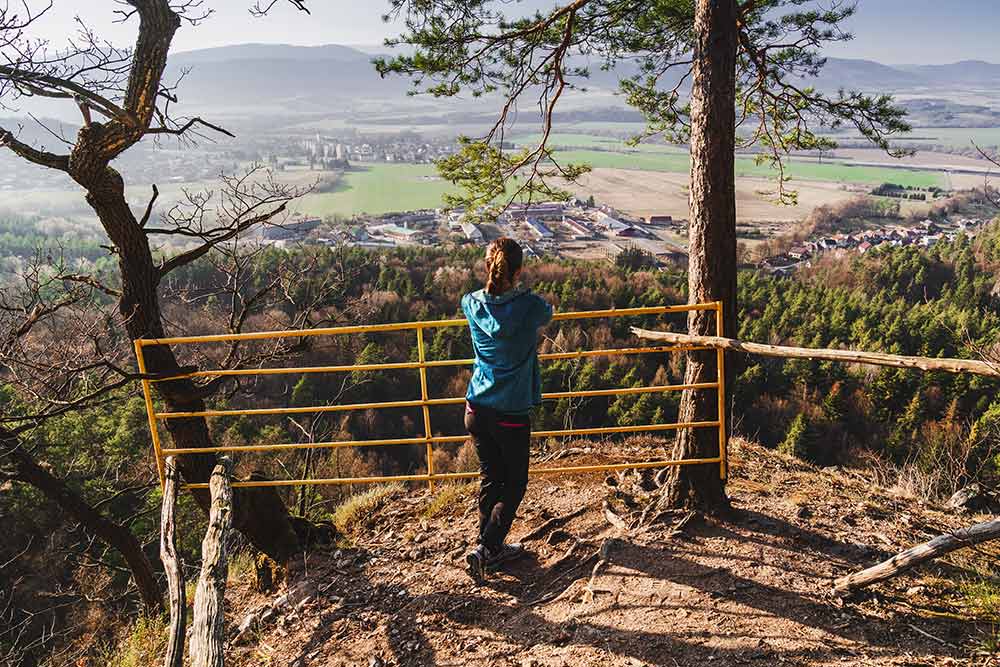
[485,237,524,295]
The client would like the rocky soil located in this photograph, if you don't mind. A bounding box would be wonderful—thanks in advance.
[223,439,999,667]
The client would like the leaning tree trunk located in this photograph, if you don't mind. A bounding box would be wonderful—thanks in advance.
[661,0,739,510]
[0,427,162,613]
[70,164,302,563]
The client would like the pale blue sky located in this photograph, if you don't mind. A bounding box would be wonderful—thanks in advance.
[23,1,1000,64]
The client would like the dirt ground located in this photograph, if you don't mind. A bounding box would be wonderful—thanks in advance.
[226,439,997,667]
[573,169,863,223]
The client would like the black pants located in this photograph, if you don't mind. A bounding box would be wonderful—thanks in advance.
[464,402,531,552]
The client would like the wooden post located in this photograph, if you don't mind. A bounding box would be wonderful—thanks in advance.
[630,328,1000,378]
[191,456,233,667]
[833,517,1000,595]
[160,456,185,667]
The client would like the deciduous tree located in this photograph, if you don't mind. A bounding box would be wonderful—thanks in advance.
[0,0,323,559]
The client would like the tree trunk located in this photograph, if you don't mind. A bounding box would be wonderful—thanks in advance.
[191,457,233,667]
[0,427,163,613]
[661,0,738,510]
[160,457,185,667]
[833,517,1000,595]
[73,165,302,563]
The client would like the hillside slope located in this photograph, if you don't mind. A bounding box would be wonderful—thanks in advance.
[222,439,996,667]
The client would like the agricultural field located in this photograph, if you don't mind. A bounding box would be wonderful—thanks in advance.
[820,126,1000,149]
[296,163,458,217]
[551,148,947,188]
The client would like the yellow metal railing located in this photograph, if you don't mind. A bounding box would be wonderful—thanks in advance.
[135,302,727,490]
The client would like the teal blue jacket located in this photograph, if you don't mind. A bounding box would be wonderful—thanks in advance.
[462,286,553,415]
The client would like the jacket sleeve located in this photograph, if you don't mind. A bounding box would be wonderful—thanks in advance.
[528,294,554,329]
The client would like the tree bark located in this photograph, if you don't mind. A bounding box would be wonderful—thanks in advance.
[160,457,185,667]
[0,427,163,613]
[661,0,739,510]
[191,457,233,667]
[76,168,302,562]
[833,517,1000,594]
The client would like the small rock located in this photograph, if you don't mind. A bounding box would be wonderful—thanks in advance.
[948,484,984,512]
[290,659,304,667]
[368,657,385,667]
[906,585,926,596]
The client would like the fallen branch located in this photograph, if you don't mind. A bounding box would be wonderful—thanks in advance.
[631,328,1000,378]
[583,538,619,603]
[832,516,1000,595]
[906,623,958,650]
[521,507,587,542]
[603,501,628,532]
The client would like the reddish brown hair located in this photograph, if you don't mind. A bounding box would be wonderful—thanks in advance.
[485,237,524,295]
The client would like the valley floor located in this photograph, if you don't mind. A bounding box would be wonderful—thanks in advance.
[225,440,997,667]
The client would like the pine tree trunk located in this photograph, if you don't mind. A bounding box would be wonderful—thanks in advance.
[661,0,738,510]
[160,457,185,667]
[0,427,163,613]
[191,457,233,667]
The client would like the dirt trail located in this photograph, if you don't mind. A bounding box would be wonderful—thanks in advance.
[226,440,994,667]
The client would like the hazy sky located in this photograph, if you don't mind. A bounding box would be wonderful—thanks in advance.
[22,0,1000,65]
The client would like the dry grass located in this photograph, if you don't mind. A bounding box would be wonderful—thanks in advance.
[422,482,476,520]
[95,615,169,667]
[331,483,404,535]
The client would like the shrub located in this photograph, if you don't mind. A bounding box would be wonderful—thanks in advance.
[96,615,168,667]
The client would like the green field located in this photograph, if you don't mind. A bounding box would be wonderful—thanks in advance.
[821,126,1000,149]
[297,163,458,217]
[294,145,945,218]
[551,149,946,188]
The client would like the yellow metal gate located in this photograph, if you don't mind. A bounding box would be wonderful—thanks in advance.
[135,302,727,490]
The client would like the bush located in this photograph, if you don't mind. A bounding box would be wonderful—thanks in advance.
[779,413,818,462]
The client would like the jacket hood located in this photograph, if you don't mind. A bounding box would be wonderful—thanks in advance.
[465,286,533,339]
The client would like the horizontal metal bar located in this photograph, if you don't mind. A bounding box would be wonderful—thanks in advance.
[181,456,724,489]
[152,360,424,382]
[543,382,717,400]
[155,398,433,419]
[161,435,431,456]
[161,420,721,456]
[154,383,718,420]
[540,345,713,361]
[150,345,710,382]
[529,421,719,439]
[137,303,719,347]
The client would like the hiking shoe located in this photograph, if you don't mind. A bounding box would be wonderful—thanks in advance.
[465,545,487,582]
[486,542,525,570]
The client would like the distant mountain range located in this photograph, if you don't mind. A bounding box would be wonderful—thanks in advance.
[167,43,1000,104]
[815,58,1000,90]
[166,43,411,109]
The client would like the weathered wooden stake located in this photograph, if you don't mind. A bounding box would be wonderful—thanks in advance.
[160,456,185,667]
[833,517,1000,594]
[191,456,233,667]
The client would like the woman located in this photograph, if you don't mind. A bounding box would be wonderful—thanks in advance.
[461,237,553,581]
